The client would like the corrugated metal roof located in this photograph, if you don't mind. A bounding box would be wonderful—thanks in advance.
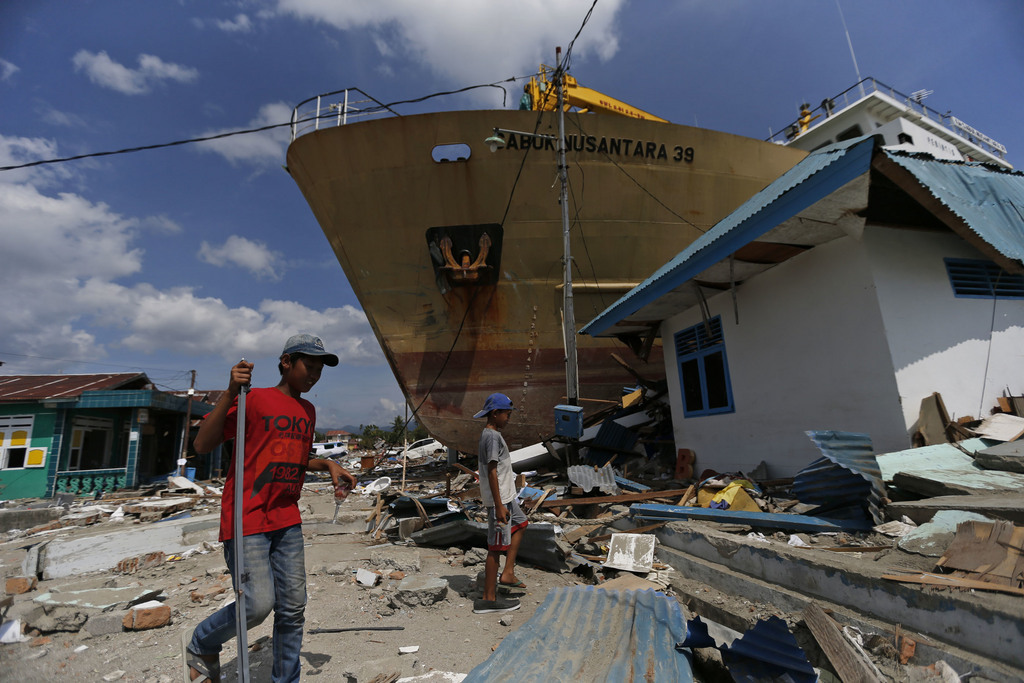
[581,141,1024,338]
[794,430,886,524]
[581,137,876,336]
[464,586,693,682]
[0,373,149,402]
[567,464,620,494]
[883,150,1024,263]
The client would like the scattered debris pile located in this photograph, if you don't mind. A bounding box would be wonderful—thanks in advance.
[1,389,1022,680]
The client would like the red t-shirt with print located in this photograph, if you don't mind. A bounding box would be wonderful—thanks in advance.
[218,387,316,542]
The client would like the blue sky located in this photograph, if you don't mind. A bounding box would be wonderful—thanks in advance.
[2,0,1022,430]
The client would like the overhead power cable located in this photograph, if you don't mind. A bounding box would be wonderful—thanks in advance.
[0,79,520,173]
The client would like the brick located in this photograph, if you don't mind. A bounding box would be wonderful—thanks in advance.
[122,604,171,630]
[6,576,38,594]
[189,584,227,603]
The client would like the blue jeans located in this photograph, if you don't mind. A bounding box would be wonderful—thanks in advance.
[190,524,307,683]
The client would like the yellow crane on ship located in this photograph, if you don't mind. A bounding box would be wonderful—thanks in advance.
[520,65,668,123]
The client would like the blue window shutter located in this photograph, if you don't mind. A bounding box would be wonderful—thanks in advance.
[675,316,735,417]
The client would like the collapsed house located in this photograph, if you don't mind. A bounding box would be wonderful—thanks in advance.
[581,138,1024,477]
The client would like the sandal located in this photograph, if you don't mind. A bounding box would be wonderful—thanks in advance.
[181,630,221,683]
[499,579,526,589]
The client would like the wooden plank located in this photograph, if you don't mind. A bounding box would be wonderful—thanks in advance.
[675,484,695,507]
[881,572,1024,596]
[802,602,882,683]
[529,487,556,514]
[538,488,692,509]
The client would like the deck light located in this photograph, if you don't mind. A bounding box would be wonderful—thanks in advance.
[485,130,506,152]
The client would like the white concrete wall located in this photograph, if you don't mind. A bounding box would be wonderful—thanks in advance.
[863,226,1024,428]
[661,236,908,478]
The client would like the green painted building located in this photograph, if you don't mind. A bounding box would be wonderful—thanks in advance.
[0,373,215,500]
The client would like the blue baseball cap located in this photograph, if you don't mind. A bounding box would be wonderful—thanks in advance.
[473,392,514,418]
[282,334,339,367]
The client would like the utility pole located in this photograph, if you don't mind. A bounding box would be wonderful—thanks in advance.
[555,45,579,409]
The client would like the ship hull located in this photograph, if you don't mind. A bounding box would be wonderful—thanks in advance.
[286,110,805,453]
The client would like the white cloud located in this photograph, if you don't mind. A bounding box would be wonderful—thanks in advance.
[274,0,626,104]
[0,133,383,375]
[71,50,199,95]
[198,235,283,279]
[0,58,19,82]
[194,102,292,166]
[215,13,254,33]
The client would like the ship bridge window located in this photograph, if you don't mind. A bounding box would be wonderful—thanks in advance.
[836,124,864,142]
[426,223,503,291]
[432,144,471,163]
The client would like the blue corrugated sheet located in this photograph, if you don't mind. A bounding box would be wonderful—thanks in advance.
[581,137,876,336]
[884,150,1024,262]
[678,615,816,682]
[464,586,693,682]
[794,430,886,525]
[721,616,817,683]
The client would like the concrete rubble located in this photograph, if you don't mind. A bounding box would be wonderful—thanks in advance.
[1,392,1022,681]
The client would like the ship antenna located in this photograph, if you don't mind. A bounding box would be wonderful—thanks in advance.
[834,0,864,97]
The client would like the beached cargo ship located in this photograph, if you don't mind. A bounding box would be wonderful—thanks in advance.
[285,85,808,453]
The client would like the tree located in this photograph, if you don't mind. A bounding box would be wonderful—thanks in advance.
[387,415,406,446]
[358,424,384,450]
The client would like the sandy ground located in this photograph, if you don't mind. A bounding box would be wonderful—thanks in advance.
[0,488,583,682]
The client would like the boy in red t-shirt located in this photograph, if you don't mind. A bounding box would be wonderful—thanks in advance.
[182,334,356,683]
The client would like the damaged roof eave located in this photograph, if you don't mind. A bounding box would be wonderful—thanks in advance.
[581,137,878,338]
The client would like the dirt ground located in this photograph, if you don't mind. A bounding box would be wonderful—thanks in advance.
[0,487,585,683]
[3,480,1020,682]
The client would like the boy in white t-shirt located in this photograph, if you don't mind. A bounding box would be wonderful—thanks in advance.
[473,392,527,614]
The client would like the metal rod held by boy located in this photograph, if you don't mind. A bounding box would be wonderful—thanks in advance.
[232,361,251,682]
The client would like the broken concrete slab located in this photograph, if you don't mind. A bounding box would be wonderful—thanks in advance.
[877,439,1024,496]
[39,513,218,579]
[897,510,993,557]
[122,497,195,520]
[0,507,61,533]
[370,546,422,574]
[390,576,448,608]
[975,440,1024,474]
[33,586,163,610]
[888,493,1024,526]
[648,520,1024,672]
[83,611,125,636]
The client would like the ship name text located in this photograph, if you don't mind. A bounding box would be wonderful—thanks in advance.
[504,133,694,163]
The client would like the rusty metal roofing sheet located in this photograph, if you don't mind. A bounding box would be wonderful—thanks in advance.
[465,586,693,682]
[0,373,149,402]
[794,430,886,524]
[882,150,1024,263]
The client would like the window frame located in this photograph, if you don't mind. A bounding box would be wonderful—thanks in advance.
[674,316,736,418]
[0,415,36,470]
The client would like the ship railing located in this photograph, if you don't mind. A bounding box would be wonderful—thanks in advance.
[766,77,1007,161]
[290,88,401,142]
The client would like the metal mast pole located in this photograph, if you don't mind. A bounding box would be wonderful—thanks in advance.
[178,370,196,477]
[555,46,579,408]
